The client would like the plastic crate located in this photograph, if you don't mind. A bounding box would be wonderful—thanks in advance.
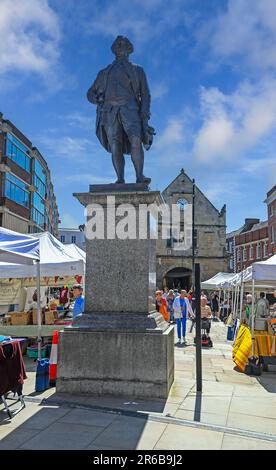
[27,345,47,359]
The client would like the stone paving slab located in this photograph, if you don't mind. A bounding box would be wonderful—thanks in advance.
[174,409,228,426]
[57,408,117,428]
[229,396,276,420]
[154,423,224,450]
[179,395,232,415]
[19,405,71,430]
[221,434,276,450]
[91,416,166,450]
[215,372,256,385]
[19,421,104,450]
[0,427,41,450]
[226,412,276,435]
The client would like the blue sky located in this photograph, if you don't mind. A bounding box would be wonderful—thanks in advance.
[0,0,275,232]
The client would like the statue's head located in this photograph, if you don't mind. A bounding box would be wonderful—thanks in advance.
[111,36,134,59]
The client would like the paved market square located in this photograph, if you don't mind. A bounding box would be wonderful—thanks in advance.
[1,321,276,450]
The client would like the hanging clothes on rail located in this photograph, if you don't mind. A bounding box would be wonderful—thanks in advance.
[0,341,27,396]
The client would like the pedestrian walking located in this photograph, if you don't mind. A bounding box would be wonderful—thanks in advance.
[173,290,193,345]
[211,292,220,321]
[166,289,175,323]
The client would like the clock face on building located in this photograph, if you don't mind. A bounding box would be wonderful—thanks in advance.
[177,198,187,210]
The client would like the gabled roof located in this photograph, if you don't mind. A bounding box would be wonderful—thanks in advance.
[162,169,224,216]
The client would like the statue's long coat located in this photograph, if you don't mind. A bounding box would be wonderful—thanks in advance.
[87,61,151,155]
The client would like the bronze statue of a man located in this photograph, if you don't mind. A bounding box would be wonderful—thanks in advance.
[87,36,154,184]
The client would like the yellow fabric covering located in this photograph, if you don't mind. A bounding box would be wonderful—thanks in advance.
[232,325,276,372]
[232,324,252,372]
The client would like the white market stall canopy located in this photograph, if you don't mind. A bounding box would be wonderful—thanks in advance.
[0,227,39,264]
[219,255,276,288]
[0,232,84,278]
[64,243,86,263]
[201,272,235,290]
[252,254,276,282]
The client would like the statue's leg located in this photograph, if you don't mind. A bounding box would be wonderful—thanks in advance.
[106,119,125,183]
[121,109,151,184]
[129,136,145,183]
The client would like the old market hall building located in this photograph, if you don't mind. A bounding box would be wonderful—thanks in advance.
[156,169,228,290]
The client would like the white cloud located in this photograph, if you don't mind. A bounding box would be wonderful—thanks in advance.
[85,0,191,45]
[63,112,92,130]
[151,82,168,100]
[39,135,95,162]
[194,79,276,163]
[157,118,185,148]
[0,0,60,76]
[208,0,276,72]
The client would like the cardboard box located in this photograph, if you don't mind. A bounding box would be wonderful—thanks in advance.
[5,315,11,325]
[10,311,32,325]
[45,310,58,325]
[32,308,45,325]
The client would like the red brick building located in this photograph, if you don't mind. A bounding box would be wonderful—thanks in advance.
[265,185,276,256]
[235,220,269,272]
[229,184,276,272]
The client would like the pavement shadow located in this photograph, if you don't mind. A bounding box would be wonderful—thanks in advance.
[0,396,152,450]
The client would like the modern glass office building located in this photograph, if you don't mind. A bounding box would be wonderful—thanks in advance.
[0,112,60,236]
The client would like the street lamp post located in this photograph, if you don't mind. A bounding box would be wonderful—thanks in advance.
[192,178,195,289]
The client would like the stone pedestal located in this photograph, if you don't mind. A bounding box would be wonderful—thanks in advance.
[56,184,175,399]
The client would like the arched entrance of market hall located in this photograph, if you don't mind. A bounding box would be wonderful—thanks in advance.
[163,267,192,291]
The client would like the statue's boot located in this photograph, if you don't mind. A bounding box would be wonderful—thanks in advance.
[115,178,125,184]
[136,175,151,184]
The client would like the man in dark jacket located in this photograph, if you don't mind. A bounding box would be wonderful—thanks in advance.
[87,35,153,184]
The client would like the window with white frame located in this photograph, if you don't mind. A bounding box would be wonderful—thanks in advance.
[71,235,77,244]
[60,235,65,243]
[257,243,261,259]
[264,242,268,257]
[249,244,254,260]
[243,246,247,261]
[237,247,241,261]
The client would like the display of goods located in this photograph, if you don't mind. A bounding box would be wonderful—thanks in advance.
[10,312,32,325]
[54,319,72,325]
[45,310,58,325]
[268,319,276,335]
[32,309,45,325]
